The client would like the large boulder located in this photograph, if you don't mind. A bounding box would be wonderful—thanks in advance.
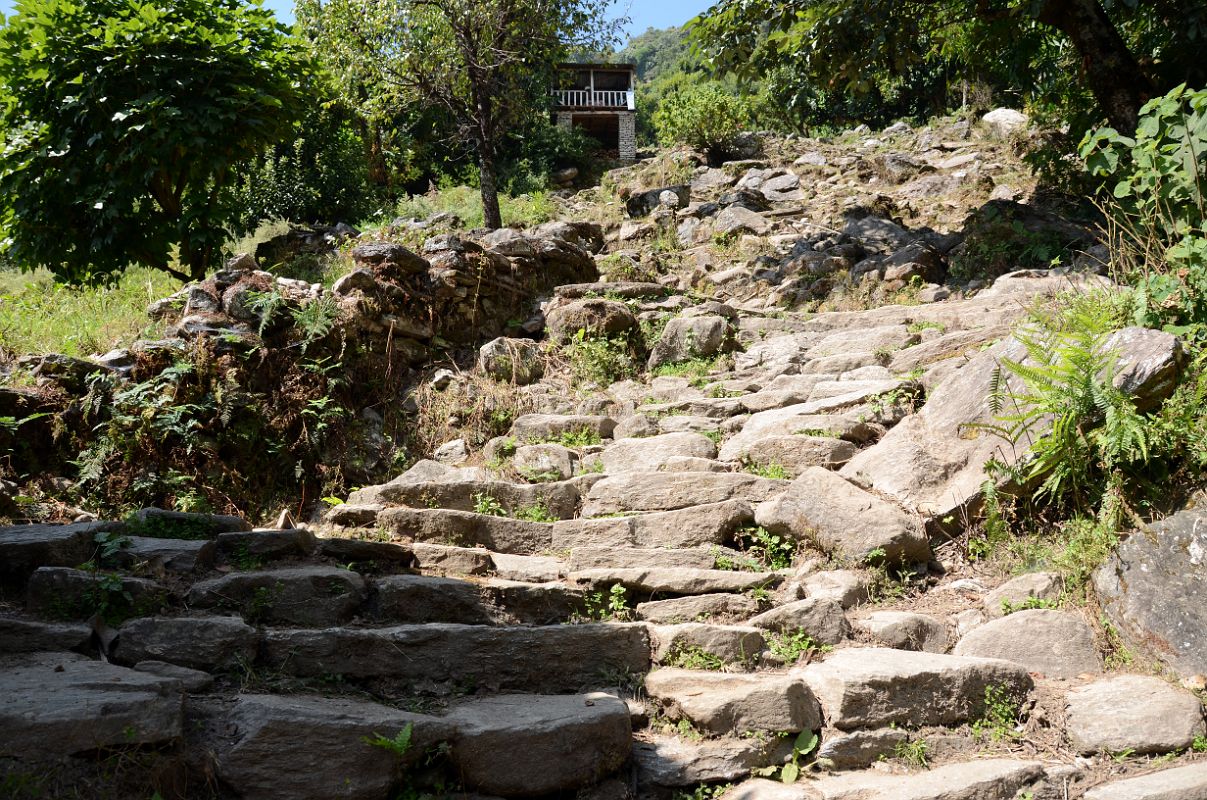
[545,298,638,343]
[478,337,545,384]
[755,467,931,565]
[647,316,737,369]
[1095,508,1207,680]
[1066,675,1205,755]
[952,609,1101,679]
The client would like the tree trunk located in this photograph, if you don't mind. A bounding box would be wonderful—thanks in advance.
[478,145,503,230]
[1036,0,1153,132]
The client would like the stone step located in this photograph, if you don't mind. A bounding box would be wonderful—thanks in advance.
[726,759,1045,800]
[208,690,630,800]
[952,608,1102,679]
[349,474,598,520]
[187,566,367,627]
[651,623,767,669]
[260,622,651,693]
[1085,761,1207,800]
[0,652,182,758]
[571,567,781,598]
[636,593,760,624]
[581,472,786,515]
[378,507,553,555]
[568,546,720,572]
[553,499,755,550]
[644,667,821,736]
[636,735,792,789]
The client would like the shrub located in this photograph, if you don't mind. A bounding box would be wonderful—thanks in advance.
[653,84,752,157]
[1080,84,1207,330]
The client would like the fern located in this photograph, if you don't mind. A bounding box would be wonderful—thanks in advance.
[984,289,1157,524]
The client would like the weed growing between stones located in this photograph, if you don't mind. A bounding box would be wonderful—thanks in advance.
[583,584,631,621]
[663,644,728,671]
[892,737,931,769]
[765,629,830,665]
[741,461,791,481]
[972,684,1024,744]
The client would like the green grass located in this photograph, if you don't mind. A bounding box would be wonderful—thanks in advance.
[0,267,178,358]
[394,185,558,229]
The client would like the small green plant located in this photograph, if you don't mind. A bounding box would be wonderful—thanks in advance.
[742,460,791,480]
[972,684,1023,743]
[584,583,631,621]
[907,320,947,334]
[1000,596,1059,615]
[766,629,829,665]
[672,783,732,800]
[472,492,507,517]
[893,737,930,768]
[547,427,603,447]
[514,501,557,522]
[290,294,341,350]
[664,643,727,671]
[765,730,819,784]
[1191,734,1207,753]
[733,525,797,571]
[1099,613,1136,668]
[363,723,413,758]
[564,329,640,387]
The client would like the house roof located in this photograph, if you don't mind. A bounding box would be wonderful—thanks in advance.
[556,62,636,71]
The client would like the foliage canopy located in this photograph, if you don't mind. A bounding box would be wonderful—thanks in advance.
[297,0,621,229]
[0,0,312,284]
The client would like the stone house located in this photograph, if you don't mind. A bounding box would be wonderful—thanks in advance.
[553,62,637,163]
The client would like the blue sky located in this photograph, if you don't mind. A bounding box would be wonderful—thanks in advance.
[0,0,714,41]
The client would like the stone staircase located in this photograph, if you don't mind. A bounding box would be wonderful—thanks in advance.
[3,267,1206,800]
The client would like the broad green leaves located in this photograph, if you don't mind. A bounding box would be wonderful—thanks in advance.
[0,0,313,283]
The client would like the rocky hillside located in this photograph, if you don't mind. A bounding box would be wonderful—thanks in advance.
[1,111,1205,800]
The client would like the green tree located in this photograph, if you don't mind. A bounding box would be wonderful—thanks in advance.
[0,0,312,284]
[692,0,1206,134]
[298,0,621,230]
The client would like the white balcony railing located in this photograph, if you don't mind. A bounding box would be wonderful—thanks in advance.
[553,89,635,110]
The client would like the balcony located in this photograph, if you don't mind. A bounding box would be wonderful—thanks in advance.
[553,89,635,111]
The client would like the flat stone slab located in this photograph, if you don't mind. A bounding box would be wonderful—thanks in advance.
[581,472,786,515]
[1084,761,1207,800]
[804,758,1044,800]
[645,668,821,735]
[600,433,718,473]
[0,616,92,654]
[444,693,631,796]
[635,736,789,787]
[571,567,780,597]
[410,542,496,575]
[554,499,755,550]
[1066,675,1206,755]
[262,623,650,693]
[0,520,118,581]
[118,535,216,573]
[982,572,1061,618]
[378,507,553,555]
[636,593,760,624]
[217,694,455,800]
[798,647,1033,730]
[755,467,930,565]
[568,546,718,571]
[0,652,182,757]
[652,623,766,667]
[116,615,260,671]
[1095,508,1207,680]
[350,475,595,520]
[952,609,1101,679]
[188,566,367,627]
